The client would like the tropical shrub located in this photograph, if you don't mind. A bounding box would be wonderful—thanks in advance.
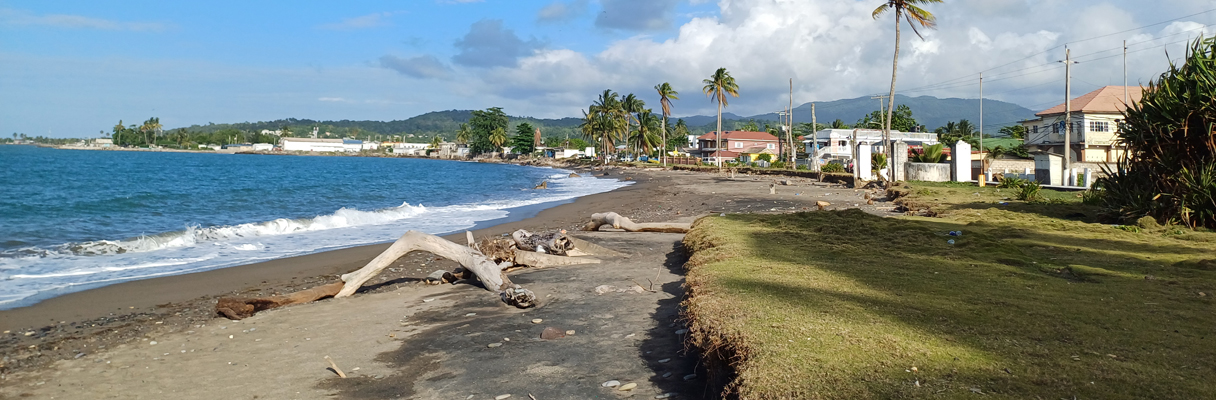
[770,160,786,169]
[821,163,845,173]
[872,153,888,173]
[756,153,773,162]
[1016,181,1044,202]
[1096,37,1216,228]
[910,144,946,163]
[998,176,1028,189]
[796,164,808,170]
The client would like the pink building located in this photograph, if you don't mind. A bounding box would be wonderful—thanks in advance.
[695,131,781,163]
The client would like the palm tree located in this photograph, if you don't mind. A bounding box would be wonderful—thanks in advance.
[429,134,442,152]
[622,93,645,156]
[281,126,292,138]
[631,110,662,156]
[873,0,941,185]
[654,83,679,166]
[589,89,626,163]
[456,123,471,145]
[489,127,508,156]
[703,67,740,170]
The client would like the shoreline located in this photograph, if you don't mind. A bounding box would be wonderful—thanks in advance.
[0,164,645,330]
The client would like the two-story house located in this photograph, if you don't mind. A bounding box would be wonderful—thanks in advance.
[1020,86,1143,163]
[694,131,781,163]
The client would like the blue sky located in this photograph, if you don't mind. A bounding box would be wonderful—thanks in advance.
[3,0,1215,137]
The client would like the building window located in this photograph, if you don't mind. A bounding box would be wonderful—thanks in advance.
[767,143,775,149]
[838,140,847,147]
[1032,125,1038,134]
[1089,121,1109,132]
[735,142,743,148]
[1053,122,1060,134]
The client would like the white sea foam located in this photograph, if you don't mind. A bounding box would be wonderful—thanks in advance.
[0,171,630,308]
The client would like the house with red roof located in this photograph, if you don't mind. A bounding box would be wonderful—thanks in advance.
[694,131,781,163]
[1020,85,1143,163]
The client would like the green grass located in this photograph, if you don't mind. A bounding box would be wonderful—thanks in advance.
[683,183,1216,399]
[980,138,1023,151]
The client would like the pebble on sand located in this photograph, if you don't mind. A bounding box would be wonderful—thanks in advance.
[495,395,512,400]
[487,343,503,348]
[601,380,621,388]
[618,382,638,391]
[531,319,543,324]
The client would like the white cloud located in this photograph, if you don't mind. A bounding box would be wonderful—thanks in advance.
[0,8,167,31]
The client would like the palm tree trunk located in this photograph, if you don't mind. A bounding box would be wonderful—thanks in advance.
[716,99,723,171]
[884,9,902,187]
[661,117,667,166]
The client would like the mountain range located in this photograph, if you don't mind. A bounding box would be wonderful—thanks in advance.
[179,95,1037,140]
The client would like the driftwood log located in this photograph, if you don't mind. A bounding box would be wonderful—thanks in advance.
[583,212,691,233]
[216,282,344,320]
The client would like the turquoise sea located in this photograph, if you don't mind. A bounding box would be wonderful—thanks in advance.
[0,146,628,308]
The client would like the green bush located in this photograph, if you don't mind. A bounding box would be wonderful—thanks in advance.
[1097,37,1216,228]
[911,144,946,163]
[998,176,1028,189]
[1016,181,1044,202]
[756,153,773,162]
[796,164,808,170]
[872,153,888,173]
[821,163,845,173]
[770,160,786,169]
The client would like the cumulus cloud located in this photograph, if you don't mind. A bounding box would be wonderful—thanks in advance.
[595,0,680,31]
[379,55,453,79]
[318,12,397,30]
[0,8,167,31]
[452,19,545,68]
[537,0,588,24]
[452,0,1216,123]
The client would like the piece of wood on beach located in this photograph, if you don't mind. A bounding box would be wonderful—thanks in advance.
[583,212,691,233]
[215,282,344,320]
[337,231,531,304]
[324,355,347,378]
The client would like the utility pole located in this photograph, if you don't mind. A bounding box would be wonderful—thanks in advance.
[870,94,889,181]
[1123,40,1128,106]
[788,78,795,166]
[1061,48,1076,184]
[811,102,818,172]
[979,72,984,168]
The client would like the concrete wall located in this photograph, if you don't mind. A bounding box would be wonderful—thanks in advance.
[952,140,972,182]
[906,162,951,182]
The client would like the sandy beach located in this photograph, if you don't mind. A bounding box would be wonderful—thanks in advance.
[0,165,891,399]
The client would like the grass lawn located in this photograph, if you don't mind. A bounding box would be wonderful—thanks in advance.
[683,182,1215,399]
[980,138,1023,151]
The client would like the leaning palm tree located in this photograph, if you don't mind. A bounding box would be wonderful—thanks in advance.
[655,82,679,166]
[873,0,941,185]
[703,67,740,170]
[489,127,508,156]
[631,110,662,156]
[456,123,471,145]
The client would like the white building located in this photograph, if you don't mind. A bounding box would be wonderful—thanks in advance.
[281,137,363,153]
[803,129,938,160]
[1020,86,1142,163]
[252,143,274,151]
[389,142,429,155]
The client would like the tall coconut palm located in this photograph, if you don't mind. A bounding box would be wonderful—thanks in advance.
[489,127,508,156]
[622,93,645,157]
[703,67,740,170]
[429,134,442,151]
[655,82,679,166]
[590,89,625,163]
[456,123,471,145]
[631,110,662,156]
[873,0,941,184]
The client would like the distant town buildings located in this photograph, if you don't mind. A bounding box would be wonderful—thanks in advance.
[280,137,364,152]
[803,129,938,160]
[693,131,781,163]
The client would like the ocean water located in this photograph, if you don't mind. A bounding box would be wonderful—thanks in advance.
[0,145,629,309]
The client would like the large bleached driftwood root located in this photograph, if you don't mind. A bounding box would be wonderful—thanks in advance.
[583,212,692,233]
[338,230,516,298]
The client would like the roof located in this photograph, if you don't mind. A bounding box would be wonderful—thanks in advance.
[1036,86,1144,116]
[705,150,740,158]
[741,146,774,154]
[282,138,343,143]
[696,131,780,141]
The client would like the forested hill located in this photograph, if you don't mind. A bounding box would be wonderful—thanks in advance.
[180,110,584,142]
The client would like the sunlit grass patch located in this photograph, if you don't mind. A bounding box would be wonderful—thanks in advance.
[684,189,1216,399]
